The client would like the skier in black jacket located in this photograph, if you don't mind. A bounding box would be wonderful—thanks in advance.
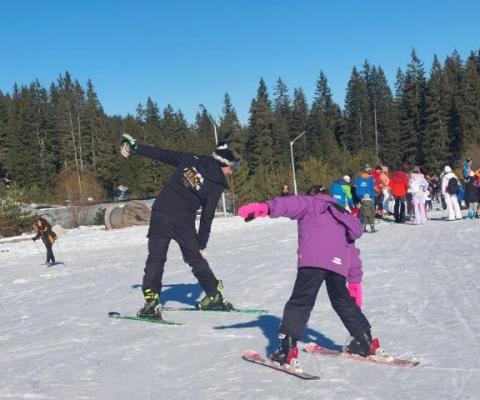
[120,134,239,318]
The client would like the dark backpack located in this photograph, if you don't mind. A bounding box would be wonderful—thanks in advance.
[446,177,459,194]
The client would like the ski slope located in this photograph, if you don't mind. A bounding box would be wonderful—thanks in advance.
[1,213,479,400]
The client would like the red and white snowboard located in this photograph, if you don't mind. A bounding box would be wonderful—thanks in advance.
[242,350,320,380]
[303,342,419,367]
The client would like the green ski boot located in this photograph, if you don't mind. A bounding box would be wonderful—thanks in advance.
[137,288,162,318]
[197,281,234,311]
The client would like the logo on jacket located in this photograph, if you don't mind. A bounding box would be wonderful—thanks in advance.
[183,167,204,191]
[332,257,343,265]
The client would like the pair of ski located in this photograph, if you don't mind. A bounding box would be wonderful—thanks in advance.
[108,306,268,326]
[243,343,419,380]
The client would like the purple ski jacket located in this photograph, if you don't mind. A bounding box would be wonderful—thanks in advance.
[265,194,364,282]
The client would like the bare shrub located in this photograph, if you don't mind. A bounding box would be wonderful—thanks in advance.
[55,168,105,206]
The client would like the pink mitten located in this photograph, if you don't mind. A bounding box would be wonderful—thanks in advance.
[348,282,363,308]
[237,203,269,221]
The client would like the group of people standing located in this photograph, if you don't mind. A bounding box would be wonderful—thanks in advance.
[327,161,475,226]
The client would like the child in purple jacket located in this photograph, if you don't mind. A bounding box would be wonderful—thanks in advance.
[237,185,379,368]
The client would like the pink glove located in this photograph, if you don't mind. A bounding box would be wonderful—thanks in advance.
[348,282,363,308]
[237,202,269,222]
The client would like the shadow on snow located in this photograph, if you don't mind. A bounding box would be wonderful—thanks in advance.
[131,282,203,307]
[214,314,342,355]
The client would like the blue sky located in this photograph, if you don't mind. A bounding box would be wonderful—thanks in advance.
[1,1,479,123]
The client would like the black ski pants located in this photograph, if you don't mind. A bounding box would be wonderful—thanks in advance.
[142,212,219,297]
[394,196,406,222]
[279,267,371,341]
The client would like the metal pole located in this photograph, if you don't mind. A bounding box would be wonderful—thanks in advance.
[290,130,307,196]
[199,104,227,218]
[290,141,298,195]
[373,101,379,158]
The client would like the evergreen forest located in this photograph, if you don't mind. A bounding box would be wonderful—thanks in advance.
[1,49,480,208]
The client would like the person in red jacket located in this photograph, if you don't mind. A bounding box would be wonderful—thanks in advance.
[390,164,410,223]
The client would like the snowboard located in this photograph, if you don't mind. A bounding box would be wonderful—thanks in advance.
[108,311,181,325]
[303,342,419,367]
[242,349,320,380]
[161,306,268,314]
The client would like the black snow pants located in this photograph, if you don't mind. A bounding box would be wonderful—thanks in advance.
[142,211,219,297]
[394,196,406,222]
[279,267,371,340]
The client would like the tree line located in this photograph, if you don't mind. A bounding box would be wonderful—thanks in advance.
[1,48,480,207]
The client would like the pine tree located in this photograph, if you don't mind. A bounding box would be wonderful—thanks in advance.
[423,55,450,172]
[218,93,244,156]
[461,52,480,147]
[50,72,87,197]
[368,66,400,168]
[247,79,274,170]
[289,87,309,164]
[0,91,9,174]
[442,51,465,165]
[343,67,372,152]
[5,85,47,189]
[271,78,292,166]
[309,71,340,162]
[398,49,426,165]
[84,80,116,188]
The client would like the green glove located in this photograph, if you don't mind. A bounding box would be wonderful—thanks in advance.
[122,133,138,151]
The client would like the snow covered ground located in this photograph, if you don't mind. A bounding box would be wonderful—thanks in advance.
[1,212,479,400]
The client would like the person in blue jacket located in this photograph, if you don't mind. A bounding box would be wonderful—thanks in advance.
[463,158,473,179]
[330,175,354,210]
[353,165,376,204]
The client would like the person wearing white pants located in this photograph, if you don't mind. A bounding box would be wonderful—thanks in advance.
[409,168,429,224]
[442,166,462,221]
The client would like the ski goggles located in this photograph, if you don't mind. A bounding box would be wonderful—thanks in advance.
[212,153,240,170]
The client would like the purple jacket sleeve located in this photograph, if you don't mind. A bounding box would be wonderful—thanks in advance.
[327,204,363,242]
[347,244,363,283]
[266,195,328,220]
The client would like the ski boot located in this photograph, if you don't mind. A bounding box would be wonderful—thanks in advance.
[345,331,380,357]
[137,288,162,318]
[197,280,233,311]
[270,334,300,368]
[370,225,377,233]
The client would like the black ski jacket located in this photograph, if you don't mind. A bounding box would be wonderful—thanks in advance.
[136,144,228,249]
[464,180,480,203]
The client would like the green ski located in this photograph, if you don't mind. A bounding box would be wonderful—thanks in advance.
[161,306,268,314]
[108,311,181,325]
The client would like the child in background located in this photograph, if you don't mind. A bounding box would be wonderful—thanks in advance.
[360,193,376,232]
[464,176,479,219]
[280,184,291,197]
[32,216,57,266]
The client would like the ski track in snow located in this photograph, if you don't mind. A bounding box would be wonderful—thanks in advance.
[0,214,479,399]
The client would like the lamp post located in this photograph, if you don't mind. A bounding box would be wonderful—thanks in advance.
[373,100,379,158]
[198,104,227,218]
[290,130,307,195]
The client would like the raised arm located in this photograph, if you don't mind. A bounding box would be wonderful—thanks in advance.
[136,144,185,167]
[120,133,187,167]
